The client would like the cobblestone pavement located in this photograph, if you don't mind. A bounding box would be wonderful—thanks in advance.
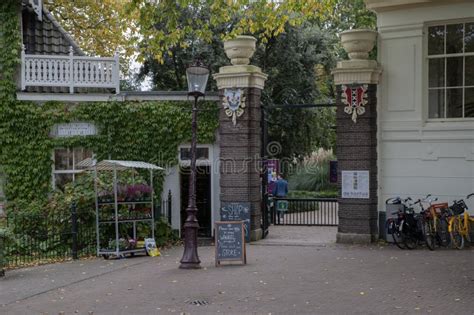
[256,226,337,246]
[1,228,474,314]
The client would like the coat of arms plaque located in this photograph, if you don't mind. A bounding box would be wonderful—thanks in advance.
[341,84,368,123]
[223,88,246,125]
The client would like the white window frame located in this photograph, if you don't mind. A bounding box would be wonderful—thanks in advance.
[425,19,474,122]
[178,144,212,167]
[51,147,93,189]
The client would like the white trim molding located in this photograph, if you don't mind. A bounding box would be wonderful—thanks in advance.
[365,0,471,12]
[332,60,383,85]
[213,65,268,90]
[16,91,221,102]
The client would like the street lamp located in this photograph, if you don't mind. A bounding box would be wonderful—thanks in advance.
[179,59,209,269]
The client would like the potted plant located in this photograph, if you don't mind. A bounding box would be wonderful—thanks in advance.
[223,35,257,65]
[117,184,127,202]
[126,184,152,202]
[98,190,113,203]
[339,29,377,60]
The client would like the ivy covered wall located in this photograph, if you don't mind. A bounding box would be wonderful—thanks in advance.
[0,0,218,205]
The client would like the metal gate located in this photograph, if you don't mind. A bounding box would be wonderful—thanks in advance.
[260,102,338,231]
[271,197,338,226]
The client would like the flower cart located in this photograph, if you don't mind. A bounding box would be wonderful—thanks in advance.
[93,160,163,259]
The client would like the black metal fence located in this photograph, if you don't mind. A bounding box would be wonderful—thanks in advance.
[1,192,173,269]
[272,198,338,226]
[3,205,96,268]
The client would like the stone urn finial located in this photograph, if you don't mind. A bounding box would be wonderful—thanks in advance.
[224,35,257,65]
[340,29,377,60]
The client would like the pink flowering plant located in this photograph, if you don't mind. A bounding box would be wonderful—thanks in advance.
[126,184,153,201]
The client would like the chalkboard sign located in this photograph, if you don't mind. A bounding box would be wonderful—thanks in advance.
[215,221,246,266]
[220,202,250,242]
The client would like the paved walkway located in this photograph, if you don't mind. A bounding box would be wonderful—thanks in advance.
[256,225,337,246]
[1,227,474,314]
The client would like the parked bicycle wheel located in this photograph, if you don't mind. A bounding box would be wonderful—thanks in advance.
[402,225,418,250]
[423,220,436,250]
[450,217,465,249]
[437,217,450,247]
[388,220,405,249]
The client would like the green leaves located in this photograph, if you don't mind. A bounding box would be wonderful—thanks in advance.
[125,0,327,63]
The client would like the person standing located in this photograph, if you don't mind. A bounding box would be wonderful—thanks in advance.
[272,175,288,222]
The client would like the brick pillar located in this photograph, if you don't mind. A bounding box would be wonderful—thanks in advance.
[332,30,382,244]
[213,36,267,241]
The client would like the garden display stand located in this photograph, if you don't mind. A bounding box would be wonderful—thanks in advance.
[93,160,163,259]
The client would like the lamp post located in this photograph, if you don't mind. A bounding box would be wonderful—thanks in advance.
[179,59,209,269]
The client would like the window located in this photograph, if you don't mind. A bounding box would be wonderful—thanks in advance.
[428,22,474,118]
[179,147,209,161]
[53,148,93,189]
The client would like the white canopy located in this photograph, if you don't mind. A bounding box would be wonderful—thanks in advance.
[78,159,164,171]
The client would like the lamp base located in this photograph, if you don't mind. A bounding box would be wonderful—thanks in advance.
[179,218,201,269]
[179,262,201,269]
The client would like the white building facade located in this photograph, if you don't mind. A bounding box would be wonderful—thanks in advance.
[366,0,474,213]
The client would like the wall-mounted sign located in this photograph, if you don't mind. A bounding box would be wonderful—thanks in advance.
[341,84,368,123]
[341,170,369,199]
[220,202,250,242]
[223,88,246,126]
[51,122,97,138]
[215,221,246,266]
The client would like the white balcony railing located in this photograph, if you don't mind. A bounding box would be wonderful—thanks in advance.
[21,46,120,94]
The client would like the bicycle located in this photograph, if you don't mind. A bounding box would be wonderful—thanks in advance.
[448,193,474,249]
[413,195,439,250]
[430,202,450,248]
[386,197,407,249]
[386,197,421,249]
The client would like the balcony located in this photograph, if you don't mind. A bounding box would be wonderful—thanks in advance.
[20,46,120,95]
[17,45,221,103]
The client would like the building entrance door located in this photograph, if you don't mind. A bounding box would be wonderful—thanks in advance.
[180,165,212,237]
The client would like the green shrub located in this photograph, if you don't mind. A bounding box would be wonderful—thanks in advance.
[288,190,338,198]
[155,219,179,247]
[288,149,336,192]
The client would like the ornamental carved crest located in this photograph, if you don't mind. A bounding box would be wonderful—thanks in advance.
[223,88,246,126]
[341,84,368,123]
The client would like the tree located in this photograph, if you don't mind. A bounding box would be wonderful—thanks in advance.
[46,0,139,71]
[320,0,376,32]
[254,22,336,160]
[127,0,327,63]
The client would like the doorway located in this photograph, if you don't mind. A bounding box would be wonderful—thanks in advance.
[180,165,212,237]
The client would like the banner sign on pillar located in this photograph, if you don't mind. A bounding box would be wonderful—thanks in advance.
[341,170,369,199]
[223,88,246,126]
[341,84,368,123]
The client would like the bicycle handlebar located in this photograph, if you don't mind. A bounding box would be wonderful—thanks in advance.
[413,196,437,207]
[385,197,400,204]
[467,193,474,199]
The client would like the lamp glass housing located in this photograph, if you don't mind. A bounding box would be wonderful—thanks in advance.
[186,62,209,96]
